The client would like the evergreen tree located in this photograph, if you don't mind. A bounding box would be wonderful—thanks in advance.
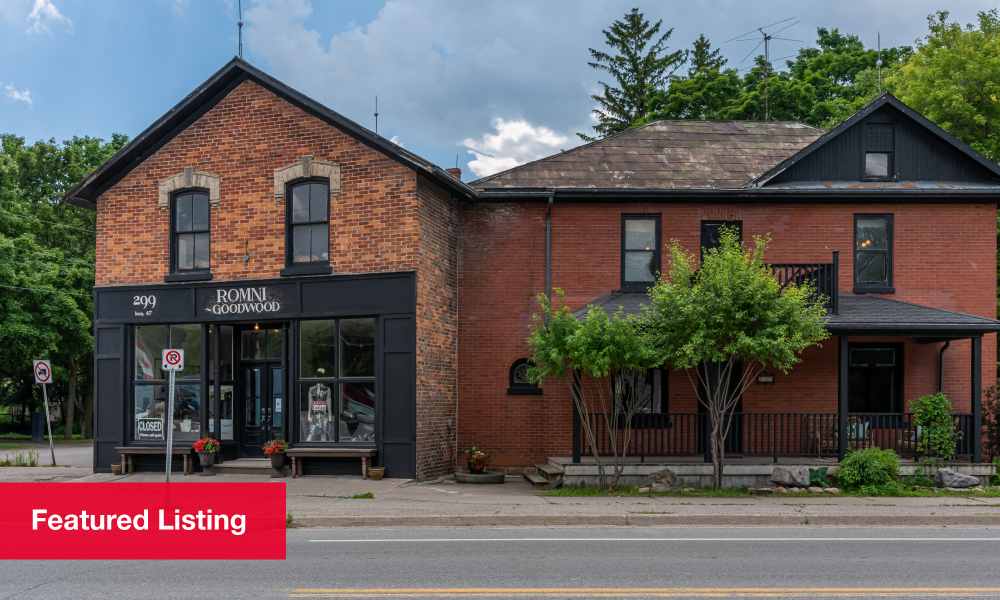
[688,34,726,77]
[580,8,686,142]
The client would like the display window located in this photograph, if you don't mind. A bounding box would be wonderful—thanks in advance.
[132,324,204,442]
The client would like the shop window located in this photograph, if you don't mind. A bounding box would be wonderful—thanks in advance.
[864,124,894,180]
[507,358,542,395]
[854,214,893,292]
[286,180,330,266]
[621,215,660,292]
[241,328,284,360]
[132,324,203,443]
[848,343,903,413]
[208,325,235,441]
[171,191,210,273]
[701,220,742,257]
[298,318,376,443]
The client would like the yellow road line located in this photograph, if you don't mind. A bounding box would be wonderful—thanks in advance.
[288,588,1000,598]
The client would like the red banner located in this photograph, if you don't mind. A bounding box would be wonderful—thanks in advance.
[0,483,285,560]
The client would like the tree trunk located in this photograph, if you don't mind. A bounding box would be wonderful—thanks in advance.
[711,417,725,489]
[83,353,94,439]
[65,356,77,440]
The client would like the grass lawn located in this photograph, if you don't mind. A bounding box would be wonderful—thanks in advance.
[543,485,1000,499]
[0,443,27,450]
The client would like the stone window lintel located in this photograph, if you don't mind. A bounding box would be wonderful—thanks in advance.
[274,155,342,202]
[158,166,221,210]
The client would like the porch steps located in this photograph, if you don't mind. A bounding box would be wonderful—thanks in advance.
[524,463,564,489]
[210,459,291,476]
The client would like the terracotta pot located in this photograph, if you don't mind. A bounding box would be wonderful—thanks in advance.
[197,451,216,476]
[369,467,385,481]
[270,451,287,478]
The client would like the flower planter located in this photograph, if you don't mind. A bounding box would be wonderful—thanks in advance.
[270,451,287,478]
[197,451,216,476]
[467,462,485,474]
[369,467,385,481]
[110,464,122,476]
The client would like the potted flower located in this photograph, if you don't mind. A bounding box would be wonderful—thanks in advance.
[263,438,290,478]
[465,446,492,474]
[192,438,220,477]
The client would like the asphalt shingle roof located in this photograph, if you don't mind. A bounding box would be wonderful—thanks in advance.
[471,120,825,191]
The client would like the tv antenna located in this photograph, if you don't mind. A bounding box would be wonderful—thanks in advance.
[726,17,802,121]
[237,0,243,58]
[374,96,379,134]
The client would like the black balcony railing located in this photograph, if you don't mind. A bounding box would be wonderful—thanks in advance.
[574,410,975,462]
[768,250,839,313]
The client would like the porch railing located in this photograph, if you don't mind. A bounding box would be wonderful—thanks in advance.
[768,250,839,314]
[574,411,975,462]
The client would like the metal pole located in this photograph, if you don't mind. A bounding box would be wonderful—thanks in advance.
[165,369,175,482]
[214,326,222,463]
[838,335,849,461]
[41,383,56,466]
[972,336,982,463]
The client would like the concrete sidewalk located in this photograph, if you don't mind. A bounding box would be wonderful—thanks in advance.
[52,470,1000,527]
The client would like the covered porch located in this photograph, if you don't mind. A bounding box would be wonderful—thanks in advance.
[569,292,1000,466]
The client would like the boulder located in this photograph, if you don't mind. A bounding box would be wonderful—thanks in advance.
[934,468,980,489]
[649,468,678,486]
[774,487,788,494]
[755,487,774,495]
[788,487,801,493]
[807,486,824,494]
[651,482,672,490]
[638,487,650,493]
[823,487,839,494]
[770,466,810,488]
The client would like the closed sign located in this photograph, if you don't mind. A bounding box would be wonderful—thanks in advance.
[136,418,163,440]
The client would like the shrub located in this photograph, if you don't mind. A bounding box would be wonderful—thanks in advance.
[908,392,958,460]
[992,457,1000,486]
[838,447,900,489]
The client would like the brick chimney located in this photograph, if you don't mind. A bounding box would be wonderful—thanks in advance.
[445,167,462,180]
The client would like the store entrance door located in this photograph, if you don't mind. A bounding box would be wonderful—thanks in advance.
[238,325,285,458]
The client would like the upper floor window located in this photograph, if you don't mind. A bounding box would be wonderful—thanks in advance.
[701,220,742,257]
[287,180,330,266]
[621,215,660,292]
[864,124,894,180]
[507,358,542,395]
[171,191,210,272]
[854,214,893,293]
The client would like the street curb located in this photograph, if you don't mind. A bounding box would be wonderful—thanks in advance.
[291,514,1000,527]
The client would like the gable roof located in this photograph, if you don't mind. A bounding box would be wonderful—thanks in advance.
[749,93,1000,189]
[62,57,477,210]
[470,120,825,191]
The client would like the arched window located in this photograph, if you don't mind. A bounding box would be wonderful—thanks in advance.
[171,190,210,274]
[507,358,542,395]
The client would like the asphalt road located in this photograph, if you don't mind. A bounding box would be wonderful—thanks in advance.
[3,527,1000,599]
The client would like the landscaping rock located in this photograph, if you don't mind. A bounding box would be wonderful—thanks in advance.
[681,486,695,492]
[638,487,650,493]
[934,468,980,489]
[651,482,672,490]
[823,487,839,494]
[747,487,757,494]
[648,468,678,486]
[788,487,801,493]
[755,487,774,495]
[808,486,824,494]
[770,465,810,488]
[774,487,788,494]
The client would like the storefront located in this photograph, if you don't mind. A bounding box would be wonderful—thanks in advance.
[92,271,417,477]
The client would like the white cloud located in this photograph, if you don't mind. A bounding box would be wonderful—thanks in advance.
[462,118,569,177]
[25,0,72,34]
[389,135,403,148]
[5,83,33,106]
[0,0,31,24]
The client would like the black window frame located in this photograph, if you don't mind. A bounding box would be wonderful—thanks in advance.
[847,342,904,414]
[853,213,894,294]
[507,358,542,395]
[862,123,895,182]
[620,214,661,293]
[700,220,743,258]
[167,189,212,282]
[281,177,333,277]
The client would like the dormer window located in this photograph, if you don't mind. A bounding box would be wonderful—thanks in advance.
[864,124,894,180]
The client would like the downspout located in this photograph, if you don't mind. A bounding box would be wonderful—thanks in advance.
[545,194,553,322]
[939,340,951,394]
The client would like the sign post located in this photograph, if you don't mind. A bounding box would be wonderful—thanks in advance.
[161,349,184,482]
[33,360,55,466]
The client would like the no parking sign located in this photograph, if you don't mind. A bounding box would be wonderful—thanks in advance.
[162,349,184,371]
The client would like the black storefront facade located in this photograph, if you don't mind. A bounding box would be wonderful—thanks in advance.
[92,271,417,477]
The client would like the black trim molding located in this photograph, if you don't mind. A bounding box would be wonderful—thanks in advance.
[164,272,213,283]
[280,265,334,277]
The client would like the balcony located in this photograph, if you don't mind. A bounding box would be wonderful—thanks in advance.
[768,250,839,314]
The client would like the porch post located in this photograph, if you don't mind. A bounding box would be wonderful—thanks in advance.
[838,335,848,461]
[972,336,982,463]
[572,392,581,464]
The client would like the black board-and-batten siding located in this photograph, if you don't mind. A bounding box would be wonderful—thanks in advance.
[91,271,418,477]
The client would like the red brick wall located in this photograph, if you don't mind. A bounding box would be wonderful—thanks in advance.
[458,201,997,467]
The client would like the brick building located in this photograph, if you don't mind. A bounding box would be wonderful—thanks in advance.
[65,58,1000,478]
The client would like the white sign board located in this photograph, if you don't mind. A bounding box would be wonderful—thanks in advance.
[162,349,184,371]
[33,360,52,384]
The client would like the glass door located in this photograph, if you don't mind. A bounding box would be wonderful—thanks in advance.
[240,365,284,458]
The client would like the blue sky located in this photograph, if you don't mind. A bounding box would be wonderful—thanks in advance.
[1,0,996,181]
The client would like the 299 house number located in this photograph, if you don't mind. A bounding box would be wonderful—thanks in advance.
[133,295,157,317]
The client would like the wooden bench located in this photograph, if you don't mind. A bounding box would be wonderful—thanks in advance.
[116,446,194,475]
[285,448,378,478]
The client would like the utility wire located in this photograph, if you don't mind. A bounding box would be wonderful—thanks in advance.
[0,283,91,297]
[0,209,96,233]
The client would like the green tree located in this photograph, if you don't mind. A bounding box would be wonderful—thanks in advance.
[528,291,660,489]
[643,229,829,489]
[888,10,1000,162]
[638,69,744,121]
[580,8,687,142]
[688,34,726,76]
